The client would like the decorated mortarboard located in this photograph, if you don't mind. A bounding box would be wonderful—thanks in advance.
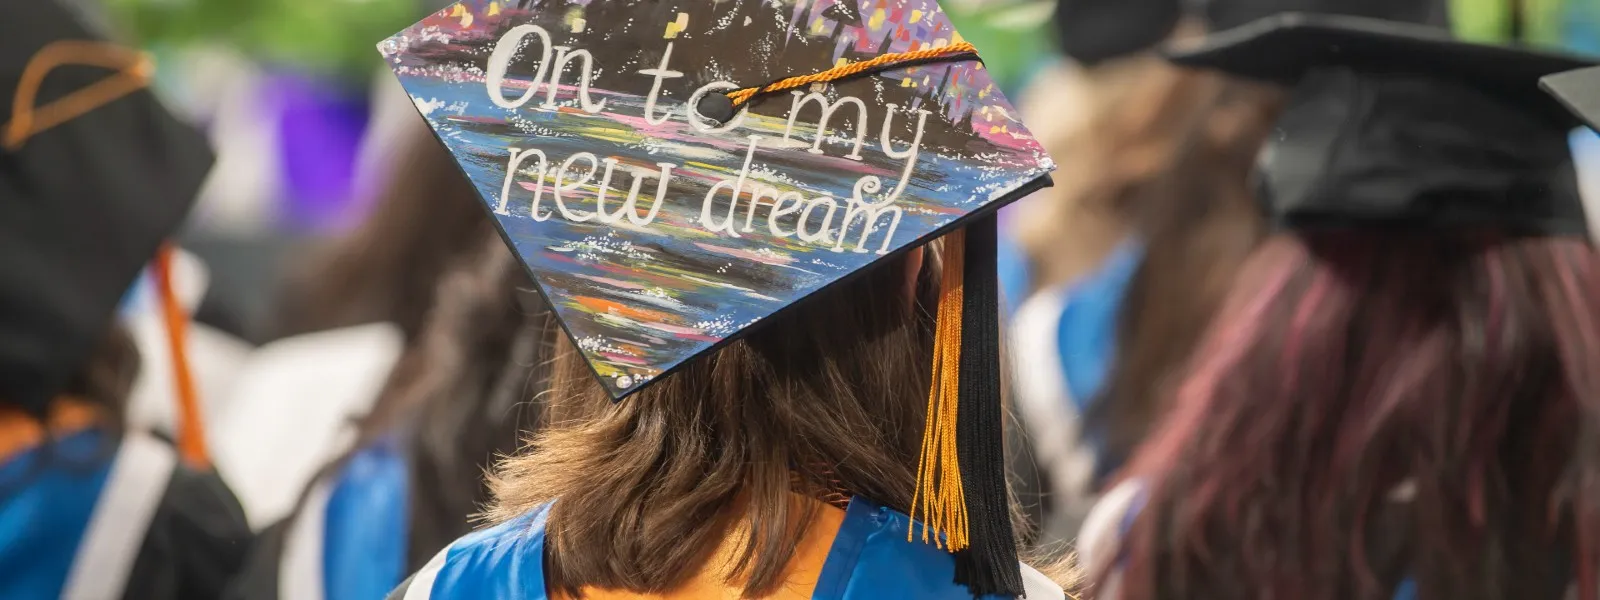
[1164,12,1597,235]
[1,0,213,452]
[380,0,1055,594]
[1543,65,1600,133]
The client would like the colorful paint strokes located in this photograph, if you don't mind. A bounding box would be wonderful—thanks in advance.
[381,0,1054,398]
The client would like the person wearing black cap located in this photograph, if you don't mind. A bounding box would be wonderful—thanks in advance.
[374,0,1066,598]
[1007,0,1283,550]
[1077,9,1600,600]
[0,0,253,598]
[223,235,557,600]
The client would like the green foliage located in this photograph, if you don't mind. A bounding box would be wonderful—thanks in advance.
[942,0,1056,94]
[104,0,424,77]
[1448,0,1600,55]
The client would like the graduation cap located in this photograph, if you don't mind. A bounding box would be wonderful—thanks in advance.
[1,0,215,463]
[1543,65,1600,133]
[380,0,1054,594]
[1053,0,1183,66]
[1199,0,1450,33]
[1164,12,1597,235]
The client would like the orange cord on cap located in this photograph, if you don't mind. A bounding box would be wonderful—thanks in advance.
[4,40,154,151]
[719,40,987,555]
[909,231,969,551]
[725,41,979,109]
[154,244,210,469]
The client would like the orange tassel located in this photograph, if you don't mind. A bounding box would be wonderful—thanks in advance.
[154,244,210,468]
[909,231,969,551]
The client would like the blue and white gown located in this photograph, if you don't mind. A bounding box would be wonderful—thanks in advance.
[1009,241,1144,539]
[385,498,1065,600]
[0,428,252,600]
[227,437,412,600]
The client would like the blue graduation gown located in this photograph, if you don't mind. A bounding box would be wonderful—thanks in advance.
[387,497,1063,600]
[0,430,115,599]
[0,429,251,600]
[322,438,411,599]
[1050,241,1142,414]
[242,437,411,600]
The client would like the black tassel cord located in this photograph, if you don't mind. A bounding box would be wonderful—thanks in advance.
[954,213,1024,597]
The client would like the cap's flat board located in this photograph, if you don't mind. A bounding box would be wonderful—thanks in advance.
[1544,66,1600,133]
[381,0,1053,398]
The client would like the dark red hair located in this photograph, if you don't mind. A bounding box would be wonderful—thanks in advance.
[1110,231,1600,600]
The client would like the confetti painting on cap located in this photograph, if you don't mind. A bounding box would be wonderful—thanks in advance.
[380,0,1054,398]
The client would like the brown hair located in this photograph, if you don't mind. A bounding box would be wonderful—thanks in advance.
[1116,232,1597,600]
[61,321,140,427]
[269,117,495,341]
[1085,77,1283,482]
[488,249,941,597]
[257,235,558,579]
[1012,30,1222,293]
[363,236,557,567]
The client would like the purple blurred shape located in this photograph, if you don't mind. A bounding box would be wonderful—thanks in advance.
[268,72,371,232]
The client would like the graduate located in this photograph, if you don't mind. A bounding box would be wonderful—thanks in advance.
[376,1,1065,598]
[225,235,556,600]
[1077,9,1600,600]
[216,118,496,530]
[0,0,253,597]
[1007,0,1282,546]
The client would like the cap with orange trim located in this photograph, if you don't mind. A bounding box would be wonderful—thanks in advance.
[0,0,212,416]
[380,0,1055,594]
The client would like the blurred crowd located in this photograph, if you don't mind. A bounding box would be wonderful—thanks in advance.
[7,0,1600,598]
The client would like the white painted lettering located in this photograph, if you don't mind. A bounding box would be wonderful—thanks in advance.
[496,147,553,220]
[553,152,599,222]
[700,136,762,236]
[638,42,683,126]
[484,25,553,109]
[784,91,869,160]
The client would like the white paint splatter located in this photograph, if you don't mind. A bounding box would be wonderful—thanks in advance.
[413,97,446,115]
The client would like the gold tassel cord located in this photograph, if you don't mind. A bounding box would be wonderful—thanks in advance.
[725,41,979,109]
[909,230,969,551]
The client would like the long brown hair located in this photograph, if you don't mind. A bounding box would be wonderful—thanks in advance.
[248,236,557,584]
[1085,77,1283,481]
[488,249,940,597]
[1114,232,1599,600]
[269,117,495,341]
[364,236,557,567]
[1013,30,1219,293]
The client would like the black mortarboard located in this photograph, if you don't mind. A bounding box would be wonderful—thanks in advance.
[1200,0,1449,32]
[1543,65,1600,133]
[381,1,1055,595]
[1165,13,1597,236]
[0,0,213,414]
[1053,0,1183,66]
